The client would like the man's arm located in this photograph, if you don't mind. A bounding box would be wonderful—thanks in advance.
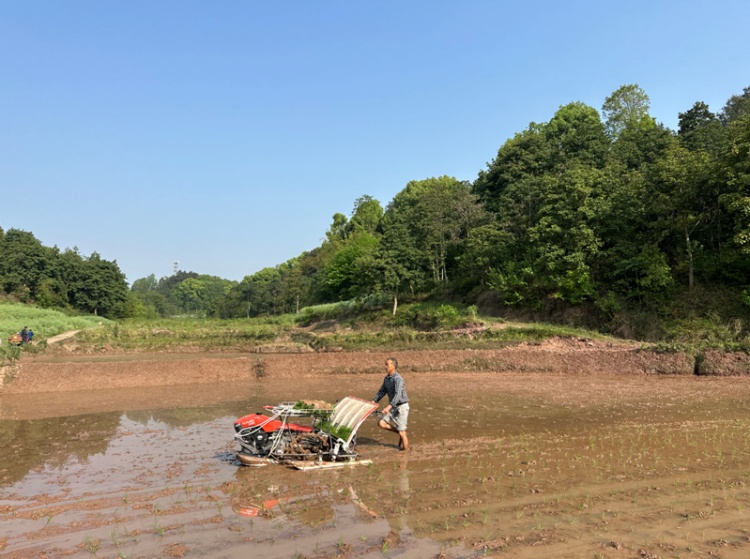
[373,380,386,404]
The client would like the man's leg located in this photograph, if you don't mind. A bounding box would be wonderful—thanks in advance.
[379,418,405,449]
[379,418,399,433]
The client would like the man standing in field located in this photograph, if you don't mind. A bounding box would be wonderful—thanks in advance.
[373,357,410,451]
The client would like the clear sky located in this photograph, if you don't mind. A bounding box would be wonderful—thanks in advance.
[1,1,748,284]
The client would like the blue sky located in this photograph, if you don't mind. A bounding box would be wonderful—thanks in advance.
[1,1,748,284]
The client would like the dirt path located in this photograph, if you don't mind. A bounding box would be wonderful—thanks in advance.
[45,329,80,344]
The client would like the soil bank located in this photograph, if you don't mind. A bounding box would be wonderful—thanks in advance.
[1,337,709,394]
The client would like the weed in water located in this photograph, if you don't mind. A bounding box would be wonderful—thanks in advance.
[153,520,165,537]
[83,535,100,555]
[110,527,123,547]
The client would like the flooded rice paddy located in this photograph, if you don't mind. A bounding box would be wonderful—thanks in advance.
[4,372,750,558]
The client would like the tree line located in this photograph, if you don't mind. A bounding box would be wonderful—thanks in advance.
[3,84,749,330]
[0,228,235,319]
[209,84,750,327]
[0,228,129,317]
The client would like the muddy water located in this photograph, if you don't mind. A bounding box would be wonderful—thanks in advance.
[3,373,750,558]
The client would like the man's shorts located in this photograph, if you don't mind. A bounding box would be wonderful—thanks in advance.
[384,403,409,431]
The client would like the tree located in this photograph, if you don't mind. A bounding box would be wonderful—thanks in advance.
[348,195,383,235]
[0,229,51,301]
[175,277,206,313]
[678,101,725,157]
[473,123,555,213]
[457,220,514,291]
[602,84,655,140]
[720,86,750,124]
[131,274,158,293]
[387,176,486,287]
[472,102,613,305]
[223,267,286,317]
[277,255,312,314]
[375,215,421,315]
[527,165,603,303]
[70,252,129,317]
[720,115,750,260]
[647,144,714,288]
[610,123,674,170]
[325,213,349,243]
[324,231,380,300]
[545,101,609,168]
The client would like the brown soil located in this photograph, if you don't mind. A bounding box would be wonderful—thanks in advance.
[4,342,750,558]
[0,337,702,394]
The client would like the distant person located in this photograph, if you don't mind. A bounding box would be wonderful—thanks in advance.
[373,357,410,451]
[20,326,28,344]
[27,329,34,343]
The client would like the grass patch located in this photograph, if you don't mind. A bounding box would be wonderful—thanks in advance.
[0,302,108,340]
[5,294,742,357]
[0,303,110,364]
[73,317,290,351]
[640,287,750,352]
[0,300,622,355]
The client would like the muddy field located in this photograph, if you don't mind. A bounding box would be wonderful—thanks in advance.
[4,346,750,558]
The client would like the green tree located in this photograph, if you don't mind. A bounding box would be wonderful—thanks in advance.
[678,101,724,156]
[457,221,514,291]
[70,252,129,317]
[131,274,158,293]
[602,84,655,139]
[646,143,714,288]
[0,229,51,301]
[719,114,750,260]
[545,101,609,168]
[528,165,603,303]
[277,255,312,314]
[473,123,555,213]
[226,267,285,317]
[591,160,678,304]
[175,277,206,313]
[720,86,750,125]
[375,214,422,315]
[325,212,349,243]
[386,176,486,287]
[348,195,383,235]
[324,231,380,300]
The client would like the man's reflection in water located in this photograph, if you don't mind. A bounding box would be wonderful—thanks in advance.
[384,455,412,538]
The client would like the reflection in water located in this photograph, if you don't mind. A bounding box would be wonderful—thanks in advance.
[0,412,120,486]
[221,452,448,557]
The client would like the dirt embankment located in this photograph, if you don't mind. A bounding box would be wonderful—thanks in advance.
[3,335,748,394]
[7,335,747,394]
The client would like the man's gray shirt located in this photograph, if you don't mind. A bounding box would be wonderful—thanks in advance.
[374,371,409,407]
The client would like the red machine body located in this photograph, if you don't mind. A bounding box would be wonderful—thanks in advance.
[234,413,313,434]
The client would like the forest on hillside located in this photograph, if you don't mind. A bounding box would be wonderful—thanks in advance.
[0,231,129,317]
[2,84,750,339]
